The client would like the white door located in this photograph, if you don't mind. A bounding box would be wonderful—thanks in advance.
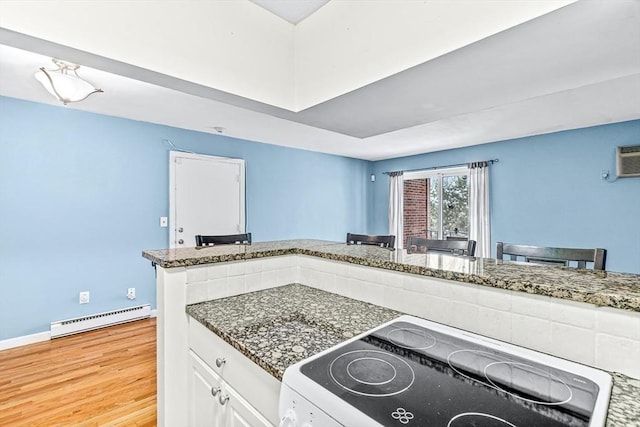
[170,151,245,248]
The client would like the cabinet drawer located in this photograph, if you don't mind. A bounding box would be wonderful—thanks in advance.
[188,318,281,425]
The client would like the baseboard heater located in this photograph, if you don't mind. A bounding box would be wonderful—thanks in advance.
[50,304,151,339]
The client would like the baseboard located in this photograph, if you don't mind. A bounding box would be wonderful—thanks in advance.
[0,331,50,351]
[1,309,157,351]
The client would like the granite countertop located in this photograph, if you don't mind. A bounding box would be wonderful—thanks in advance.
[144,239,640,312]
[187,283,401,378]
[186,284,640,427]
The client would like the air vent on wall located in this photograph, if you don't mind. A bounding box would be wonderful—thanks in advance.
[616,145,640,178]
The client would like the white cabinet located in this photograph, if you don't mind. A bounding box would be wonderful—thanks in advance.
[189,350,273,427]
[188,318,281,426]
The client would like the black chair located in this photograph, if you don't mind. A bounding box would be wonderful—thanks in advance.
[406,236,476,256]
[496,242,606,270]
[195,233,252,247]
[346,233,395,249]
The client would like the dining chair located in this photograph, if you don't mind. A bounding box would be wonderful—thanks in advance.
[406,236,477,256]
[496,242,606,270]
[195,233,252,247]
[346,233,396,248]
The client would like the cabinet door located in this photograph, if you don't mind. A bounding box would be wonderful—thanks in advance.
[189,351,224,427]
[222,383,273,427]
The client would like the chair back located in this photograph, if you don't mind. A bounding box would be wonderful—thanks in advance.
[346,233,395,248]
[195,233,252,247]
[406,236,476,256]
[496,242,606,270]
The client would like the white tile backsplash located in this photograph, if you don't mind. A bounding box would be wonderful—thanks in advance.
[449,282,478,305]
[184,255,640,379]
[402,275,428,293]
[207,263,228,280]
[396,290,428,319]
[245,273,263,292]
[595,333,640,377]
[186,282,208,304]
[382,286,409,312]
[511,314,552,353]
[260,269,278,288]
[186,266,207,284]
[206,278,228,300]
[227,275,246,296]
[477,286,512,311]
[550,299,596,329]
[596,307,640,341]
[318,271,337,293]
[450,301,480,332]
[375,270,404,289]
[478,307,512,342]
[347,264,375,282]
[550,322,595,365]
[227,260,246,277]
[419,277,453,299]
[511,292,551,319]
[244,259,263,274]
[276,267,294,286]
[306,268,322,288]
[420,296,452,325]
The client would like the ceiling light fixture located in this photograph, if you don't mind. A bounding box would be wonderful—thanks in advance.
[35,58,103,105]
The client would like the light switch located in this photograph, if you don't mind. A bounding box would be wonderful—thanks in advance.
[160,216,168,227]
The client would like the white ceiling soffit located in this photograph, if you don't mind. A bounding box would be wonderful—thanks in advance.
[0,1,639,161]
[249,0,330,24]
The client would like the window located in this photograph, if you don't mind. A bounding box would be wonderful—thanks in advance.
[402,167,469,247]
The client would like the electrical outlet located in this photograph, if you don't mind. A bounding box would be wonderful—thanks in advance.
[79,291,90,304]
[127,288,136,300]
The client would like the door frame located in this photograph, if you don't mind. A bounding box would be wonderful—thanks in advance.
[169,151,246,248]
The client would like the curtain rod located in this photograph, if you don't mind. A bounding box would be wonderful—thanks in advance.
[382,158,499,175]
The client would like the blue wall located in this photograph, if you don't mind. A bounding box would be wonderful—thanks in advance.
[1,95,638,342]
[0,96,370,340]
[370,120,640,274]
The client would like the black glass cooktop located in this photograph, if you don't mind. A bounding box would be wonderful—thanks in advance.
[301,321,599,427]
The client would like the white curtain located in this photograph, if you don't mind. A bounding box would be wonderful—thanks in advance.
[468,162,491,258]
[388,172,404,250]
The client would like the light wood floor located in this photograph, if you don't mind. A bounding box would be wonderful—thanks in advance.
[0,318,157,426]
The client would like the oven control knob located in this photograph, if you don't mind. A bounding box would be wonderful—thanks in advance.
[280,409,297,427]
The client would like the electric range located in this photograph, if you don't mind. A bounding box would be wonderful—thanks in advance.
[279,315,611,427]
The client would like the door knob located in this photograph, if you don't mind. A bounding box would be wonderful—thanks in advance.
[178,227,183,233]
[178,239,184,245]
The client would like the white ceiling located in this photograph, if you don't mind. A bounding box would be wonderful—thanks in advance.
[0,0,638,161]
[249,0,330,24]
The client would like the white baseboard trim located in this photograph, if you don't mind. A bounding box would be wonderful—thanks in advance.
[1,309,157,352]
[0,331,50,351]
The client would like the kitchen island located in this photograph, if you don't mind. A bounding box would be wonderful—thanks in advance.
[143,239,640,426]
[187,284,639,427]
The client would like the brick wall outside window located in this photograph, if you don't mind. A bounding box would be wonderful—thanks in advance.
[403,179,428,247]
